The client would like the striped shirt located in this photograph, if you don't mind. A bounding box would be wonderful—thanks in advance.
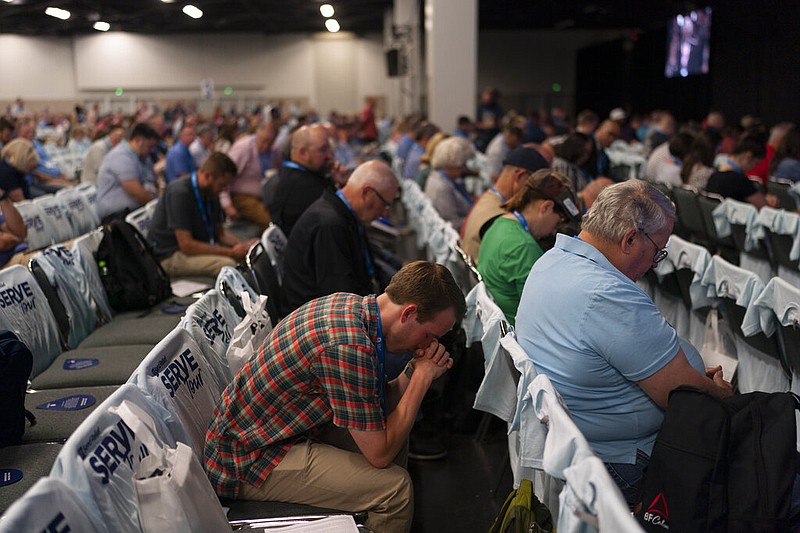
[204,293,384,498]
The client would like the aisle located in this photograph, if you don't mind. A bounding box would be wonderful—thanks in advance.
[408,420,512,532]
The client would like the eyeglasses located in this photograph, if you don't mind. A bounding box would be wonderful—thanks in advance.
[369,187,393,210]
[641,230,669,264]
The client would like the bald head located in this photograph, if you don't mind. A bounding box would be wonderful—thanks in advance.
[290,124,332,172]
[342,160,399,224]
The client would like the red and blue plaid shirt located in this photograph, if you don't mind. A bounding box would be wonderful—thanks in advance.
[204,293,385,498]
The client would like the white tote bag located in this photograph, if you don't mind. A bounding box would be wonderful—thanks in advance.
[226,291,273,378]
[111,401,232,533]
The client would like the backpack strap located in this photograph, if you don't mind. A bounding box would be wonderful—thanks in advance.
[25,408,36,427]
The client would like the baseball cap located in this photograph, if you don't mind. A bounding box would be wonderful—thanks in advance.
[502,146,549,173]
[527,171,581,225]
[609,108,627,121]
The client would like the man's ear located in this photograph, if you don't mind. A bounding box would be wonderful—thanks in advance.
[621,227,638,254]
[400,304,418,324]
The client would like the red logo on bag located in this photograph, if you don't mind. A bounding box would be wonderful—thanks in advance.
[642,493,670,530]
[647,493,669,518]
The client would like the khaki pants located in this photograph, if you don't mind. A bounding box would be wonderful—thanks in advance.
[160,251,236,278]
[232,193,271,231]
[240,431,413,533]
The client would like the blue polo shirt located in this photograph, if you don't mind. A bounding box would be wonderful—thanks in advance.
[516,234,680,464]
[165,140,196,183]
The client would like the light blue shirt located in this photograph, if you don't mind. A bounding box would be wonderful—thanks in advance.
[516,234,680,463]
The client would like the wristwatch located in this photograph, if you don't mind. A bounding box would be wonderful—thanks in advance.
[404,361,414,379]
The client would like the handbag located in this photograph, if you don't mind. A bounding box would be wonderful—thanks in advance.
[225,291,273,378]
[699,308,738,381]
[111,400,232,533]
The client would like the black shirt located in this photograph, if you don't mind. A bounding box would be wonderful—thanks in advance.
[705,170,758,203]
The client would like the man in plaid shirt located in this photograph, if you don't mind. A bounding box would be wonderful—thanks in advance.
[205,261,466,533]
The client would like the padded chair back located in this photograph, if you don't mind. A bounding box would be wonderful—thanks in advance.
[0,477,107,533]
[71,230,114,324]
[767,178,798,211]
[49,384,185,533]
[33,194,77,244]
[29,245,98,349]
[452,240,481,293]
[124,198,158,240]
[56,186,101,236]
[744,277,800,373]
[0,265,63,377]
[179,288,242,385]
[14,200,57,250]
[261,223,288,284]
[73,182,98,215]
[216,265,257,319]
[697,192,738,262]
[246,241,283,324]
[672,186,709,246]
[128,328,224,461]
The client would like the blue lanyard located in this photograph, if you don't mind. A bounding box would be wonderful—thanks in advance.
[437,168,474,206]
[191,173,215,245]
[669,155,683,167]
[512,211,530,234]
[726,159,743,174]
[336,190,375,277]
[489,187,507,202]
[374,300,386,417]
[282,160,306,171]
[257,138,270,174]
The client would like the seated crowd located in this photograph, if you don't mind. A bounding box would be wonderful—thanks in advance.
[3,94,800,528]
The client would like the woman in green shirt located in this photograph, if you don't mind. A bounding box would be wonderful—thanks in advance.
[477,169,579,325]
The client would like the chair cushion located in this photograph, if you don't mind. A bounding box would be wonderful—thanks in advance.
[23,386,120,443]
[30,345,155,389]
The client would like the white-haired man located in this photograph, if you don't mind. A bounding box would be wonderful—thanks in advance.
[281,159,399,314]
[516,180,732,509]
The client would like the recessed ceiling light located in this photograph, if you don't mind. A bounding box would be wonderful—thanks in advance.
[325,18,340,32]
[182,5,203,19]
[93,21,110,31]
[320,4,334,18]
[3,0,15,4]
[45,7,71,20]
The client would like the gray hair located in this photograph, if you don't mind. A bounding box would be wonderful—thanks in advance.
[346,159,397,190]
[431,136,475,168]
[581,180,675,242]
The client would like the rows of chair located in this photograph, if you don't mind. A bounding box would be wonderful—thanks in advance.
[13,183,100,252]
[0,207,365,530]
[392,164,639,529]
[644,233,800,398]
[663,180,800,284]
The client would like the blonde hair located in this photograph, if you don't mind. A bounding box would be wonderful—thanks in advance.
[1,138,39,172]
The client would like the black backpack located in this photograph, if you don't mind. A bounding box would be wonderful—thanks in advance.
[636,386,799,532]
[0,330,36,448]
[95,220,172,312]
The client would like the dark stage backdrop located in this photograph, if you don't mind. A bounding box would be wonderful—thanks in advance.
[576,1,800,126]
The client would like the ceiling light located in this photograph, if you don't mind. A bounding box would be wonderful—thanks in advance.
[182,5,203,19]
[45,7,71,20]
[93,21,110,31]
[325,18,340,32]
[3,0,15,4]
[320,4,334,18]
[161,0,175,2]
